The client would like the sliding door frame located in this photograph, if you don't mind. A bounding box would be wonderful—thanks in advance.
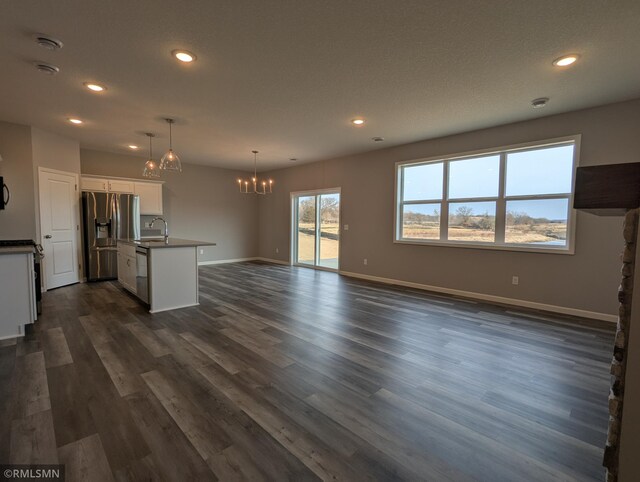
[290,187,342,272]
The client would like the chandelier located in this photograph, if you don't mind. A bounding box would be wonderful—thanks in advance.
[237,150,273,194]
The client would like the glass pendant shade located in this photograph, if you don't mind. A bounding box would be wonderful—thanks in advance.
[142,132,160,178]
[159,118,182,172]
[143,158,160,178]
[160,148,182,172]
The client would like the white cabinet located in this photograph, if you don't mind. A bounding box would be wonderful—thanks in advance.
[108,179,135,193]
[0,251,37,339]
[117,243,137,294]
[81,177,108,192]
[80,176,163,215]
[134,182,163,215]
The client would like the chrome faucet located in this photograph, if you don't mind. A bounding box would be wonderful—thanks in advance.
[150,217,169,242]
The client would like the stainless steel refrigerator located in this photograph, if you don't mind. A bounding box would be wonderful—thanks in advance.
[82,192,140,281]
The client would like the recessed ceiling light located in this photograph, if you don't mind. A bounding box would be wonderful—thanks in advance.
[84,82,106,92]
[172,50,196,63]
[531,97,549,109]
[128,145,139,150]
[68,118,83,124]
[351,118,365,126]
[552,54,579,67]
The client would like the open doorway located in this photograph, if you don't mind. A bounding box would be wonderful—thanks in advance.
[292,189,341,271]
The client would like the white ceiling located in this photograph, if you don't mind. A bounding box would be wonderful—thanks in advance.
[1,0,639,171]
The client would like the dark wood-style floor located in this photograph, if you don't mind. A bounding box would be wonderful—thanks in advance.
[0,261,614,481]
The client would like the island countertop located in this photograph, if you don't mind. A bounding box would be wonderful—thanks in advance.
[118,238,216,249]
[0,246,36,255]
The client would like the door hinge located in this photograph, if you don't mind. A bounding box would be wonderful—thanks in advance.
[75,183,78,191]
[77,224,79,231]
[79,263,82,270]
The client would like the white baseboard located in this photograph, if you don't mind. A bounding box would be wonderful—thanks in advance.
[198,257,258,266]
[149,302,200,314]
[255,257,290,266]
[198,257,291,266]
[339,270,617,323]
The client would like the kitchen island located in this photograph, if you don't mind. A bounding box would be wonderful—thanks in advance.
[117,238,215,313]
[0,244,37,339]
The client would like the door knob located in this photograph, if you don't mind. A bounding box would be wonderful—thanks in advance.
[44,234,52,239]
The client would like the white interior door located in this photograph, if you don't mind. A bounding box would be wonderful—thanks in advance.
[39,169,80,289]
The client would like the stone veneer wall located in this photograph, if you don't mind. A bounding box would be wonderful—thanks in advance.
[604,209,638,482]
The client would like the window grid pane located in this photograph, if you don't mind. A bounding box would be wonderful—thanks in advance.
[401,203,441,240]
[505,198,569,246]
[505,144,574,196]
[448,155,500,199]
[448,201,497,243]
[402,162,444,202]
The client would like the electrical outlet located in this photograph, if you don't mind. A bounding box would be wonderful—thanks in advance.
[512,276,519,285]
[344,224,349,231]
[363,258,368,265]
[199,249,204,255]
[276,247,279,254]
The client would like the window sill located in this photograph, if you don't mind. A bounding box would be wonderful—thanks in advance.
[394,238,574,255]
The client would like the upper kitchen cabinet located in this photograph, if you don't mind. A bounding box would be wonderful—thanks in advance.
[134,181,163,215]
[108,179,135,193]
[81,177,108,192]
[81,176,135,193]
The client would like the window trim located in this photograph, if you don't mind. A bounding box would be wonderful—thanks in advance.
[393,135,580,255]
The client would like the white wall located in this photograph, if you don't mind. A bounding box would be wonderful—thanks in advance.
[0,121,35,240]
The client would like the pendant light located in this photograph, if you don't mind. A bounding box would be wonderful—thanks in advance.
[237,150,273,194]
[142,133,160,178]
[160,118,182,172]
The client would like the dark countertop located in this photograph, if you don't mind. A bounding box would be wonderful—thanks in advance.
[0,246,36,255]
[118,238,216,249]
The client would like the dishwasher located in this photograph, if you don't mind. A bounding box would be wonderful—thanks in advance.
[135,247,149,304]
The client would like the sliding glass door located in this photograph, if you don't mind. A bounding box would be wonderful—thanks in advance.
[293,190,340,270]
[295,195,316,266]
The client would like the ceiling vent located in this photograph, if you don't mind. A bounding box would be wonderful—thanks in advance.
[34,34,63,50]
[33,62,60,75]
[531,97,549,109]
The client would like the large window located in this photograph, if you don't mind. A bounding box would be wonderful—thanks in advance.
[395,137,578,253]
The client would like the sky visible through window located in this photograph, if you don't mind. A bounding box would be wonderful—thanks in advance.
[403,144,574,221]
[403,162,443,201]
[449,155,499,199]
[506,145,574,197]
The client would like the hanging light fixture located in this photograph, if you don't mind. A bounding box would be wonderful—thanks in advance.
[237,150,273,194]
[160,118,182,172]
[142,133,160,178]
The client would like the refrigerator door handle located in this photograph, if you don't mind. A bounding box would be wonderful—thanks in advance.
[112,194,119,242]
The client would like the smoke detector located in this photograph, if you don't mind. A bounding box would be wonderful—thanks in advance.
[531,97,549,109]
[33,62,60,75]
[34,34,63,50]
